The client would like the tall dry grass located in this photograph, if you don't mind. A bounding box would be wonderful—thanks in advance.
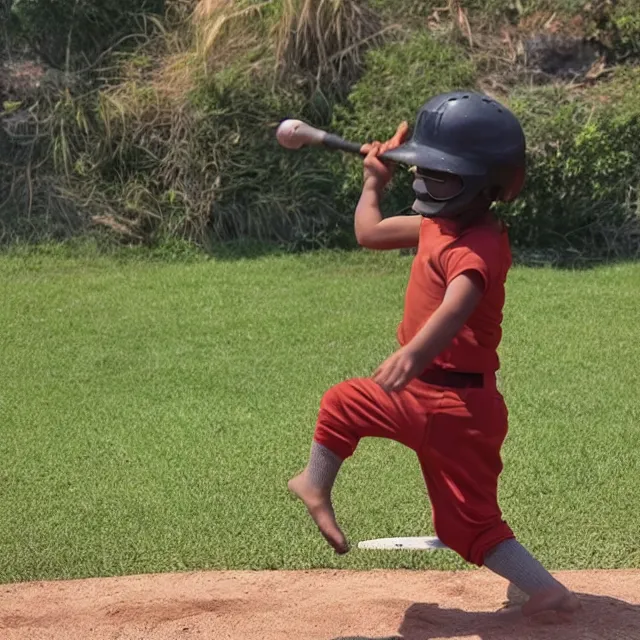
[2,0,389,247]
[274,0,390,93]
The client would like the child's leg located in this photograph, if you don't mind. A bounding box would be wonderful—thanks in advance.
[289,377,431,554]
[418,389,580,618]
[484,540,580,618]
[288,442,348,553]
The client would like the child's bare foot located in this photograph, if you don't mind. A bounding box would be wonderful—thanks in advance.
[502,582,528,609]
[522,586,581,623]
[288,472,349,554]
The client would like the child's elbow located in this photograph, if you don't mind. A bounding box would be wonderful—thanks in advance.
[355,229,371,247]
[355,229,381,250]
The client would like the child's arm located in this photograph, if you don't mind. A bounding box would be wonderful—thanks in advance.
[355,180,421,250]
[373,271,484,392]
[355,122,421,251]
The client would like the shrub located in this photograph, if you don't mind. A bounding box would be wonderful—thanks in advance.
[1,0,383,249]
[333,30,477,216]
[611,2,640,61]
[9,0,165,68]
[2,0,640,257]
[90,66,348,249]
[500,69,640,257]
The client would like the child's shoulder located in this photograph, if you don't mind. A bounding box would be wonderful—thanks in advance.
[460,218,508,250]
[422,213,507,247]
[458,217,510,261]
[423,215,511,276]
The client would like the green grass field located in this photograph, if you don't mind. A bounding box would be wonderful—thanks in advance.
[1,250,639,584]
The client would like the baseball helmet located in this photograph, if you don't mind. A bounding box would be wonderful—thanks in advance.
[386,91,526,218]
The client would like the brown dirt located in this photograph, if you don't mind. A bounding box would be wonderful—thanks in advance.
[1,569,639,640]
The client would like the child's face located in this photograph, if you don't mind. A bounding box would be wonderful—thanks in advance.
[415,168,464,201]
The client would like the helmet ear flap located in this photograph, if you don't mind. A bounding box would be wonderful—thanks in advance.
[500,165,526,202]
[483,185,501,201]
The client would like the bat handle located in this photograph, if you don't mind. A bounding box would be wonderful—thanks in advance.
[324,135,402,163]
[323,134,365,156]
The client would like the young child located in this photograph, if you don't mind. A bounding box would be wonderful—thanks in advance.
[288,91,581,620]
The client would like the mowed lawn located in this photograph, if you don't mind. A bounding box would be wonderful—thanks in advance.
[0,250,639,584]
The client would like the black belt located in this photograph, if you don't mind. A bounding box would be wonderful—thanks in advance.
[418,368,484,389]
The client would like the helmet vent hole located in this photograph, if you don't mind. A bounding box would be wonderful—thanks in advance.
[448,97,457,101]
[482,98,491,103]
[462,95,469,99]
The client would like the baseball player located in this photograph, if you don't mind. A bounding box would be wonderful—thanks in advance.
[288,91,581,620]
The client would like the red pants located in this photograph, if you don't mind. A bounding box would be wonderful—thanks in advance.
[314,375,514,566]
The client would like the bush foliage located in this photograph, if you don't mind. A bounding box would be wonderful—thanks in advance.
[6,0,164,67]
[1,0,639,258]
[504,70,640,253]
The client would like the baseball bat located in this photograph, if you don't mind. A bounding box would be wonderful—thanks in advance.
[275,119,408,164]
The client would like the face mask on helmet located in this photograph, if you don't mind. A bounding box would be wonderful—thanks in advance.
[411,169,492,218]
[413,169,464,201]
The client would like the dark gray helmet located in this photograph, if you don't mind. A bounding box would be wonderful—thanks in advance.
[384,91,526,218]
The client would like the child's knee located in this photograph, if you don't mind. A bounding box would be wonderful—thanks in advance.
[318,381,352,420]
[314,380,363,459]
[432,521,468,560]
[434,519,514,566]
[318,378,375,420]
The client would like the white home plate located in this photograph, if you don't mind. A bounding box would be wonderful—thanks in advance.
[358,536,450,551]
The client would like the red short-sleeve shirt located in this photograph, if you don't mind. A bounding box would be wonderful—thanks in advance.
[397,214,512,373]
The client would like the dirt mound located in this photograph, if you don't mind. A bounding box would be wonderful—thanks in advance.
[1,569,639,640]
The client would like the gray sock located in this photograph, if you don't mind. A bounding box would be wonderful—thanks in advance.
[306,442,343,491]
[484,539,563,596]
